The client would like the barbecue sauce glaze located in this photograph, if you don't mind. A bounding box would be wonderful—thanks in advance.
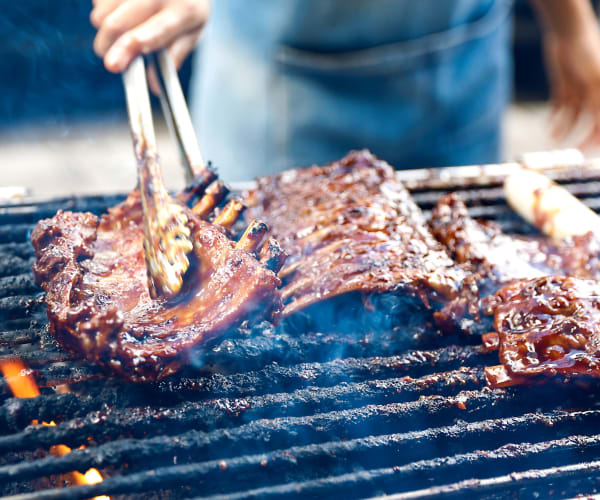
[31,190,282,382]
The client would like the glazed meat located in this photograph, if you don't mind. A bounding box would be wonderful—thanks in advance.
[484,276,600,388]
[430,193,600,334]
[430,194,600,386]
[432,193,600,283]
[245,150,464,329]
[31,188,284,382]
[430,193,568,283]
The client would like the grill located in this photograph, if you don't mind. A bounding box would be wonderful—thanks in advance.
[3,161,600,499]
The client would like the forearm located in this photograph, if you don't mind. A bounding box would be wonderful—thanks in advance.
[529,0,597,36]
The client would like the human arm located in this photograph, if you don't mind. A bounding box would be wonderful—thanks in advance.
[529,0,600,148]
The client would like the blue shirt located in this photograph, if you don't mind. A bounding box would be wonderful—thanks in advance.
[190,0,513,181]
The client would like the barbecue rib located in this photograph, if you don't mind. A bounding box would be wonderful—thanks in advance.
[244,150,464,329]
[31,183,285,382]
[484,276,600,388]
[429,193,600,334]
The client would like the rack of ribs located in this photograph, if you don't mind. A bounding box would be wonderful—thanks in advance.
[244,150,464,330]
[429,192,600,386]
[31,180,285,382]
[429,193,600,335]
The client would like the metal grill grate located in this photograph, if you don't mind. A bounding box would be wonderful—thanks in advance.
[3,170,600,499]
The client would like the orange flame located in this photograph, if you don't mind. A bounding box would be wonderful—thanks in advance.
[0,360,109,499]
[1,360,40,398]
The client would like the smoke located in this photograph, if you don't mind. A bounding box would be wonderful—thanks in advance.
[186,289,448,380]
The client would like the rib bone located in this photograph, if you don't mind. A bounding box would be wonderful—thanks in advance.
[192,181,228,219]
[177,168,217,207]
[259,237,287,273]
[214,199,245,229]
[236,220,269,253]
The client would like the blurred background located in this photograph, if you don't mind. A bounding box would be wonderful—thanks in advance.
[0,0,598,197]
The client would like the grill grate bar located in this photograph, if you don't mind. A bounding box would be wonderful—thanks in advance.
[0,329,39,347]
[0,274,38,299]
[0,385,148,434]
[155,345,491,398]
[0,345,490,397]
[0,368,485,444]
[0,340,489,385]
[0,349,75,368]
[2,407,598,486]
[196,457,600,500]
[0,295,44,322]
[0,367,105,398]
[383,459,600,499]
[190,326,456,376]
[411,179,600,207]
[423,199,600,226]
[0,195,126,225]
[0,224,33,244]
[1,318,43,330]
[0,257,35,280]
[193,432,600,499]
[0,242,34,259]
[8,430,600,500]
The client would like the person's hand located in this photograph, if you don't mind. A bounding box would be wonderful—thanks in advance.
[91,0,210,73]
[542,21,600,149]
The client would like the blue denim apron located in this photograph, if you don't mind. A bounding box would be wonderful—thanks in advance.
[190,0,513,181]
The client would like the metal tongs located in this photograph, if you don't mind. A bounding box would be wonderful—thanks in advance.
[122,51,203,299]
[149,50,205,183]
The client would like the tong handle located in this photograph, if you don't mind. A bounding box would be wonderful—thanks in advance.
[123,56,157,157]
[151,50,205,183]
[122,55,193,299]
